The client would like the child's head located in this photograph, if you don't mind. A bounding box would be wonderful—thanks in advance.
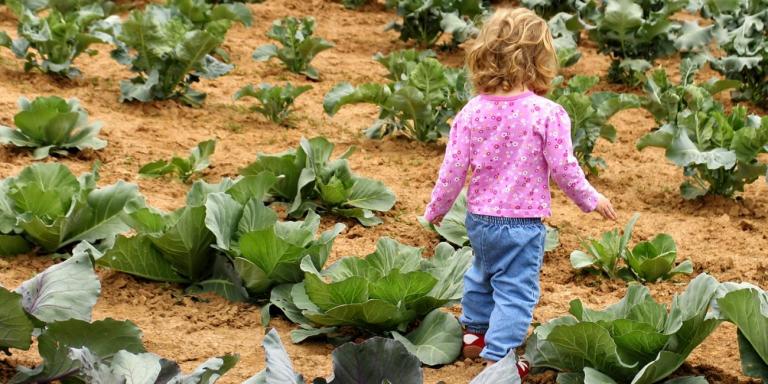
[467,8,557,95]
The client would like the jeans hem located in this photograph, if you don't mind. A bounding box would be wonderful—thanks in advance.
[463,325,488,334]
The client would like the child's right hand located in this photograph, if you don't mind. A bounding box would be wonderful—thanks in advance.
[595,193,617,221]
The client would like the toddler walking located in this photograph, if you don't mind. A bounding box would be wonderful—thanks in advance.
[423,7,616,380]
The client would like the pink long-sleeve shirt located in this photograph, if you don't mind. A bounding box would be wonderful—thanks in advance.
[424,91,599,222]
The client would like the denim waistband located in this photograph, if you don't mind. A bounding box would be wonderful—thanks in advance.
[468,213,541,225]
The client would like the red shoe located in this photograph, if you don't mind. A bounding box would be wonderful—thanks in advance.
[462,330,485,359]
[517,355,531,380]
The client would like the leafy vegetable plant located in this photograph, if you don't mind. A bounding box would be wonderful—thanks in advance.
[247,328,424,383]
[140,139,216,183]
[696,0,768,107]
[98,175,273,286]
[637,61,767,200]
[713,283,768,381]
[571,213,692,282]
[0,96,106,159]
[240,137,396,226]
[549,12,584,68]
[234,83,312,126]
[418,190,560,252]
[526,273,722,384]
[113,1,249,106]
[384,0,486,48]
[252,17,334,80]
[324,55,471,142]
[263,237,469,365]
[0,163,144,255]
[586,0,713,85]
[522,0,588,19]
[0,4,112,78]
[548,75,640,175]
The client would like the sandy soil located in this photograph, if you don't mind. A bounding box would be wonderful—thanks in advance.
[0,0,767,383]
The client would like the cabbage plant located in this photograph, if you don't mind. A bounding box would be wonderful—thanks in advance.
[247,329,424,384]
[0,4,112,78]
[139,139,216,183]
[571,213,691,282]
[252,17,334,80]
[526,273,722,384]
[384,0,486,48]
[0,96,106,159]
[98,175,274,285]
[548,75,641,175]
[0,163,143,255]
[240,137,396,226]
[587,0,713,85]
[638,60,767,200]
[112,1,249,106]
[233,83,312,126]
[324,56,471,142]
[713,283,768,381]
[263,238,469,365]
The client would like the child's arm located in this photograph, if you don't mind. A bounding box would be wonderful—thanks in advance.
[424,114,470,224]
[543,105,601,213]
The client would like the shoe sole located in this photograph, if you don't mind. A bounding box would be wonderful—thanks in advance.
[462,345,483,359]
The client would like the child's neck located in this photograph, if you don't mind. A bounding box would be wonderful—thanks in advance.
[490,86,529,97]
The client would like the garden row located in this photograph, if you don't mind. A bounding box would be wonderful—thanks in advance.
[2,227,768,383]
[1,0,767,200]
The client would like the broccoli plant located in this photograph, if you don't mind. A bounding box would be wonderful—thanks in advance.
[526,274,721,384]
[373,49,437,81]
[0,96,106,159]
[587,0,713,85]
[233,83,312,126]
[696,0,768,107]
[324,56,471,143]
[240,137,396,226]
[571,213,692,282]
[252,17,334,80]
[384,0,486,48]
[0,4,113,79]
[139,139,216,183]
[637,60,767,200]
[112,1,249,106]
[548,75,640,175]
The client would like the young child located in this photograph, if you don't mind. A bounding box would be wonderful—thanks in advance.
[423,7,616,379]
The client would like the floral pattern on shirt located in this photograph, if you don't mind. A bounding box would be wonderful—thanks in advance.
[424,91,599,221]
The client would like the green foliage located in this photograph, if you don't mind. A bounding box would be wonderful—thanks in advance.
[264,238,470,362]
[549,12,585,68]
[587,0,713,85]
[98,175,273,285]
[570,213,692,282]
[252,17,334,80]
[695,0,768,107]
[139,139,216,183]
[240,137,396,226]
[637,60,767,199]
[234,83,312,125]
[0,96,106,159]
[324,54,471,143]
[207,200,345,296]
[713,284,768,381]
[113,1,250,106]
[384,0,486,48]
[0,163,144,254]
[247,329,424,383]
[548,75,641,175]
[526,273,721,384]
[417,190,560,251]
[522,0,588,19]
[0,4,112,78]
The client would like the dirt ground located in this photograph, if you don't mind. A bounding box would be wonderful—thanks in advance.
[0,0,767,383]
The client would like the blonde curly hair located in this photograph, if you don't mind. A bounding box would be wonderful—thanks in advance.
[467,8,557,95]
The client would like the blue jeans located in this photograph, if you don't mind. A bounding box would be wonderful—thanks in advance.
[460,213,546,362]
